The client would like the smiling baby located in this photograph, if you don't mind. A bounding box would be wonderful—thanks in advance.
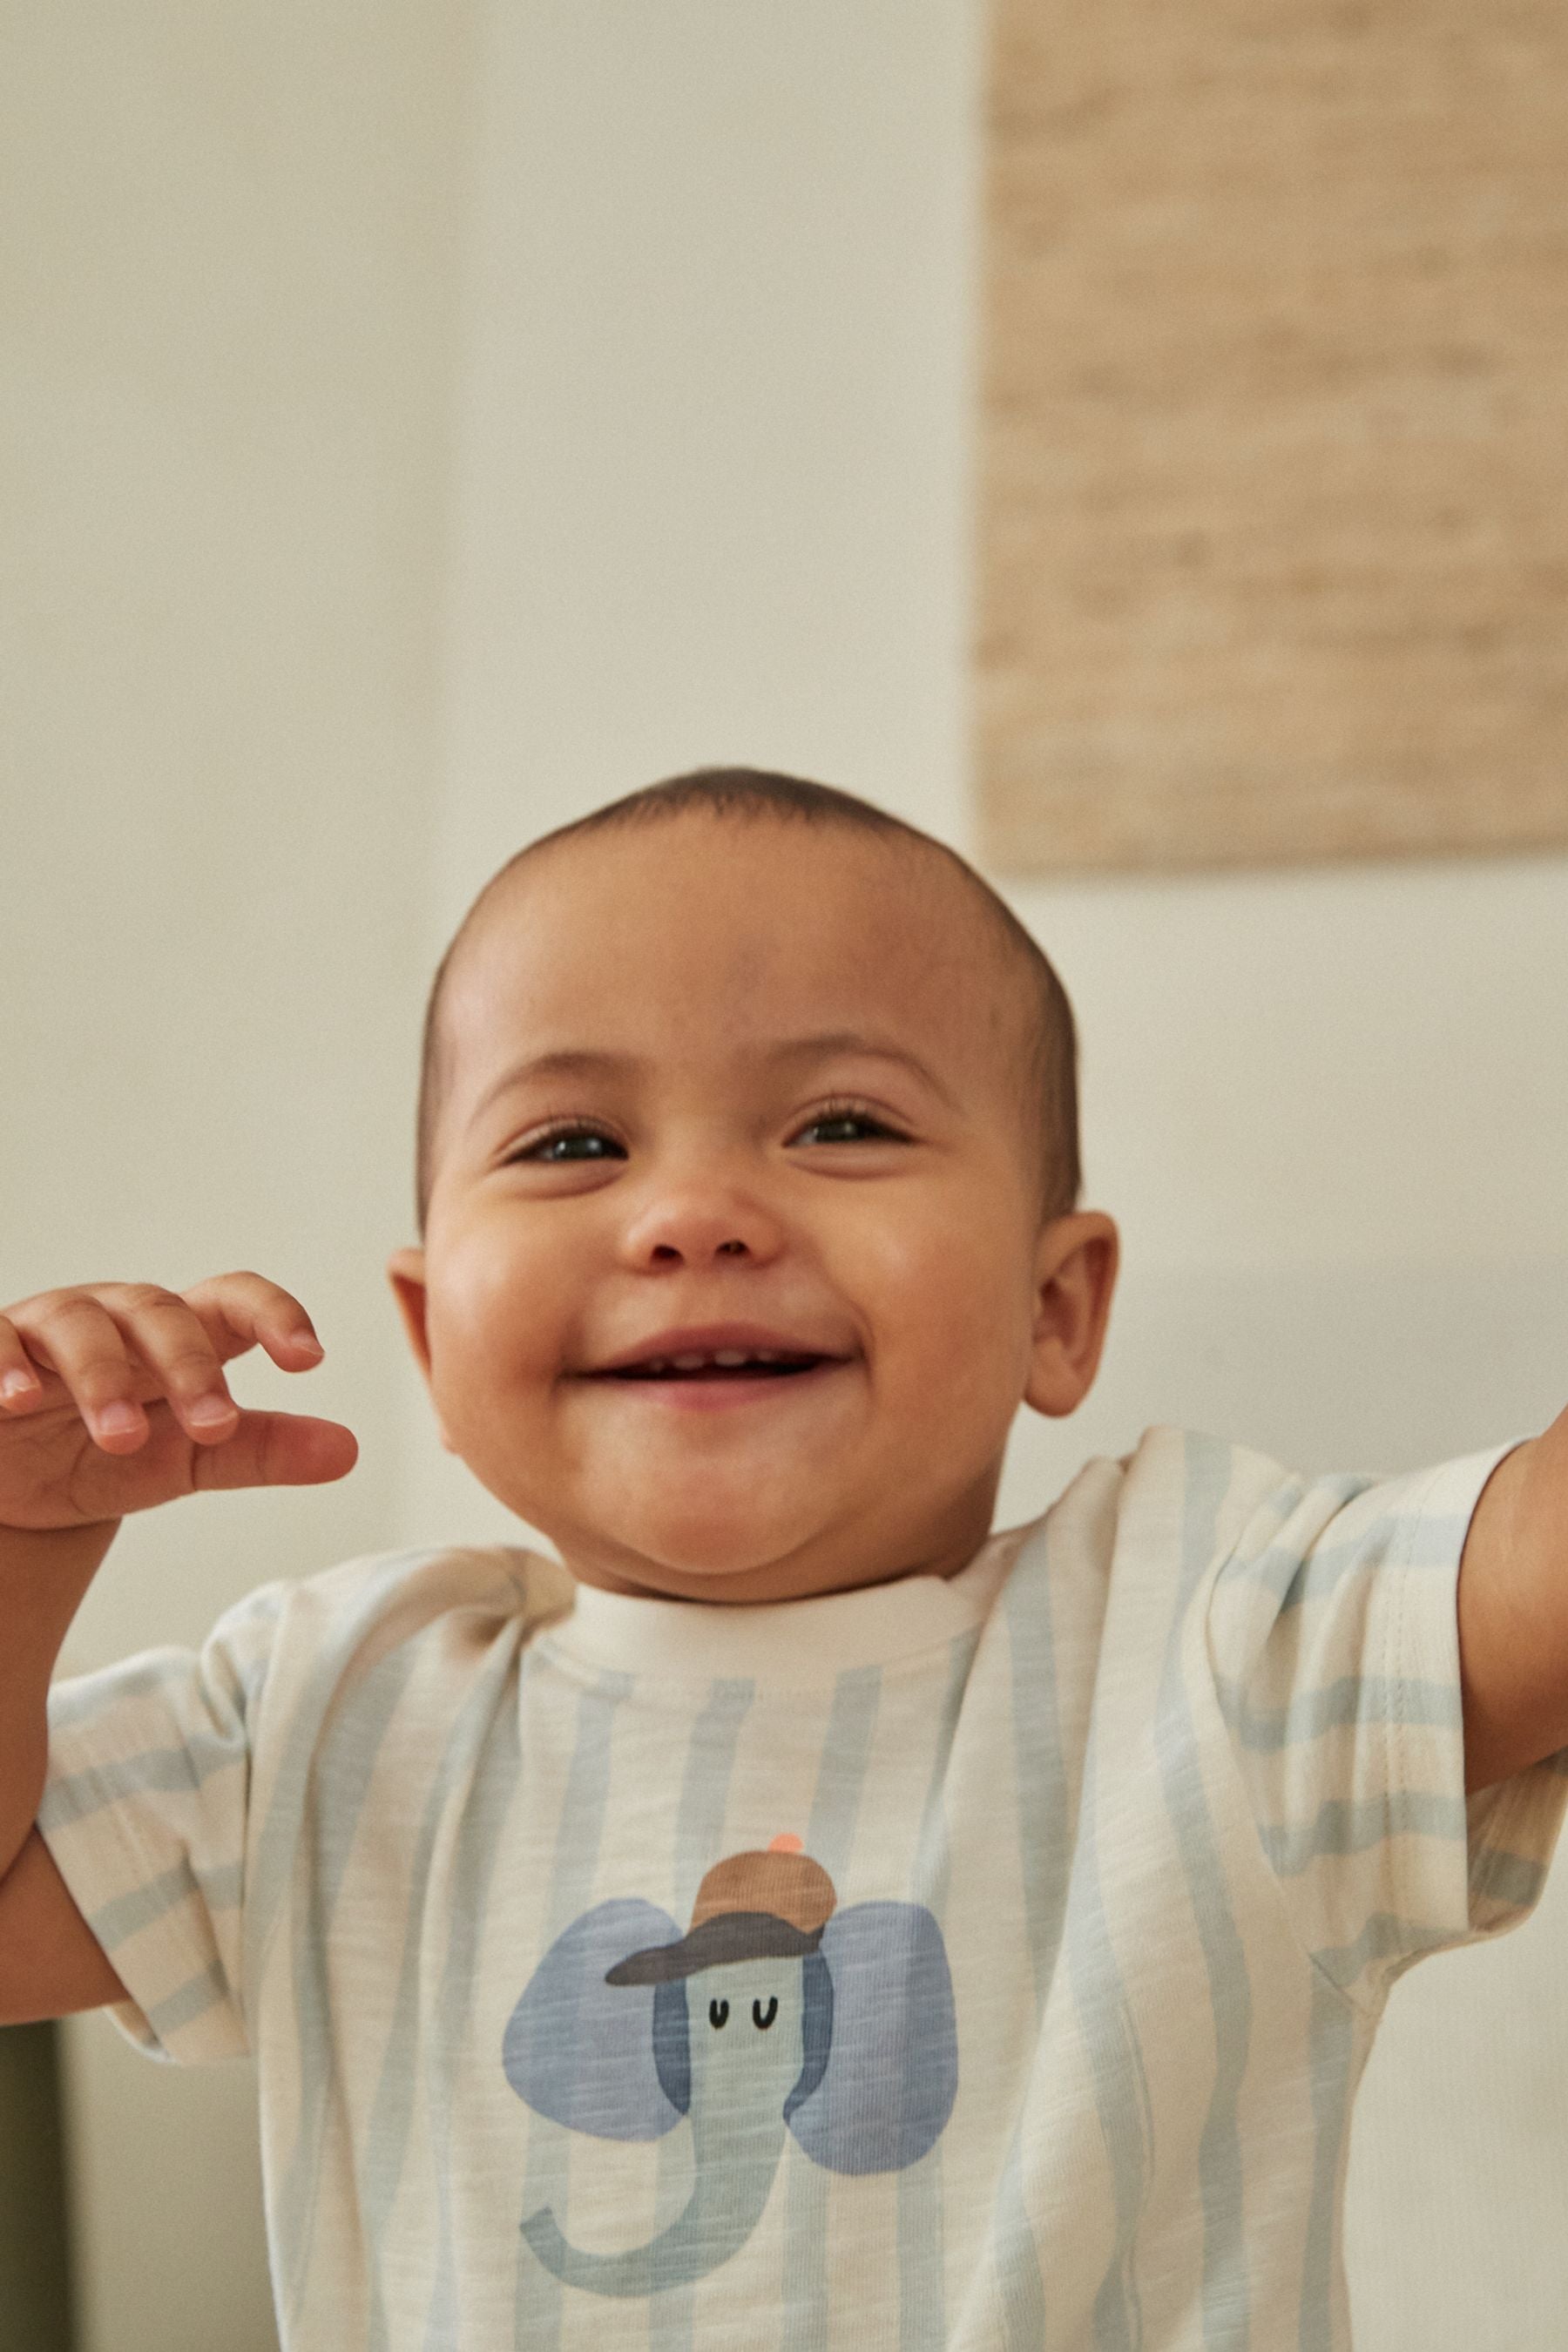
[3,767,1565,2349]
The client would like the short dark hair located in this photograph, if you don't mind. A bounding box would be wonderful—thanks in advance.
[414,767,1081,1232]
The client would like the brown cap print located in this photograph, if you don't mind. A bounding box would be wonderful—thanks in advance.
[606,1835,837,1985]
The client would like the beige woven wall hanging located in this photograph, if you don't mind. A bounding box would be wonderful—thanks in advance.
[976,0,1568,874]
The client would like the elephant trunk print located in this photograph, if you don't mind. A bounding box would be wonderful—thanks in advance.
[522,1949,815,2297]
[504,1838,958,2298]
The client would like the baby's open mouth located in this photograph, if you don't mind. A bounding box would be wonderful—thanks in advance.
[600,1350,828,1382]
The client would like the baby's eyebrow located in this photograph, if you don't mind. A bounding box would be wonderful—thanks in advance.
[768,1032,958,1109]
[465,1032,957,1130]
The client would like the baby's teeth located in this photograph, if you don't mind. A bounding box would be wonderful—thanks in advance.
[713,1350,750,1367]
[671,1352,709,1371]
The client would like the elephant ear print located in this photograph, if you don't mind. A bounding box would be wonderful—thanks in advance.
[503,1897,688,2140]
[785,1900,957,2177]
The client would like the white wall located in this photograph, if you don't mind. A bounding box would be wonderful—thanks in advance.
[8,1,1568,2345]
[3,7,470,2347]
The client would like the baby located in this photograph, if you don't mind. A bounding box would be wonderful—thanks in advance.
[2,767,1565,2350]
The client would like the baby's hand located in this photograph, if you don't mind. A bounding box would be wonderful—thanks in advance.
[0,1274,357,1533]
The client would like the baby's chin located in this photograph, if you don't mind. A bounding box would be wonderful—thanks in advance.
[551,1510,861,1606]
[516,1467,843,1591]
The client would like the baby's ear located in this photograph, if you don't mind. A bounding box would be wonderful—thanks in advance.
[1022,1212,1119,1419]
[386,1248,455,1450]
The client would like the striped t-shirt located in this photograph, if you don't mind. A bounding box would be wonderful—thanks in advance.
[39,1428,1566,2350]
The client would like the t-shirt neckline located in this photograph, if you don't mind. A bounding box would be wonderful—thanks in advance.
[539,1522,1031,1683]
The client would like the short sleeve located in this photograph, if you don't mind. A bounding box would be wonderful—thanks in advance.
[1206,1444,1568,2012]
[38,1581,287,2063]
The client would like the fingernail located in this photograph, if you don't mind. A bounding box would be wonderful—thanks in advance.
[1,1370,37,1401]
[292,1331,323,1358]
[187,1394,237,1429]
[98,1402,144,1437]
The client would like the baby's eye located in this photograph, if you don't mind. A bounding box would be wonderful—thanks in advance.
[510,1125,625,1164]
[792,1102,904,1146]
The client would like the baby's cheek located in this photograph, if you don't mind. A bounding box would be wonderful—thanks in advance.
[436,1227,569,1363]
[909,1232,1026,1353]
[907,1275,1034,1438]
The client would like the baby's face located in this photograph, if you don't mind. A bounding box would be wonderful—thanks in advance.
[390,818,1115,1603]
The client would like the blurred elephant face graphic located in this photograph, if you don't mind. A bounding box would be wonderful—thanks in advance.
[504,1884,957,2300]
[683,1953,810,2118]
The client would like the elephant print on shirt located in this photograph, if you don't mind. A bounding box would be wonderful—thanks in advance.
[502,1836,958,2298]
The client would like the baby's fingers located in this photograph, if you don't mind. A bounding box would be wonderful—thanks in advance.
[5,1286,234,1450]
[179,1272,326,1372]
[189,1410,358,1493]
[0,1315,44,1409]
[0,1292,165,1450]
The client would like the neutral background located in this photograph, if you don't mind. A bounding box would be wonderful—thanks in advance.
[3,4,1566,2348]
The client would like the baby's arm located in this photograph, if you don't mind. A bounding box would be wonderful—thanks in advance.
[1457,1409,1568,1789]
[0,1275,355,2022]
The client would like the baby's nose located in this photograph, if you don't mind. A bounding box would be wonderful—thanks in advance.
[650,1234,749,1264]
[618,1188,782,1269]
